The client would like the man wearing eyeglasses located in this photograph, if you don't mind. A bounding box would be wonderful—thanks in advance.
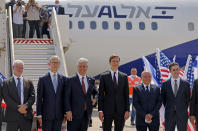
[37,55,68,131]
[161,62,190,131]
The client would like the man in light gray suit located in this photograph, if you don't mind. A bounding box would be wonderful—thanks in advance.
[161,62,190,131]
[2,60,35,131]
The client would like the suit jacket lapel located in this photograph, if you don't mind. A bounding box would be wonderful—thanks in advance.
[47,72,56,93]
[118,72,122,89]
[76,74,86,95]
[140,84,145,92]
[176,79,183,97]
[108,71,114,88]
[86,76,91,95]
[23,79,27,101]
[56,74,61,93]
[168,79,176,98]
[11,77,21,103]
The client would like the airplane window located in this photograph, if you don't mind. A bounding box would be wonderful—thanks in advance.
[114,21,120,30]
[126,22,132,30]
[69,21,72,29]
[102,21,108,30]
[78,21,84,29]
[151,22,158,30]
[139,22,145,30]
[90,21,97,30]
[188,22,194,31]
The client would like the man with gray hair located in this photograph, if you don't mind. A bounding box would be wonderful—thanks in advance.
[65,57,98,131]
[2,59,35,131]
[37,55,68,131]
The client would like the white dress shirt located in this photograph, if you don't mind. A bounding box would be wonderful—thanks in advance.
[50,71,58,84]
[143,83,151,92]
[110,69,118,84]
[77,73,88,92]
[171,77,180,92]
[13,74,24,105]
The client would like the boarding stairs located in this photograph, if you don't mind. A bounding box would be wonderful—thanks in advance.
[13,39,55,88]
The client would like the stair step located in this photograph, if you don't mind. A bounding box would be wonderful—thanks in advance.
[23,74,45,80]
[24,63,48,65]
[24,74,44,76]
[14,44,55,49]
[16,58,49,60]
[23,69,49,74]
[15,50,55,54]
[15,52,55,55]
[15,54,55,59]
[14,47,55,50]
[24,68,49,70]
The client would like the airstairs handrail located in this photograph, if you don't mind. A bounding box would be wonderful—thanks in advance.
[51,7,68,76]
[8,6,15,76]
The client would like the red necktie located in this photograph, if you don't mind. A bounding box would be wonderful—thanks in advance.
[82,77,87,110]
[113,72,117,88]
[82,77,86,94]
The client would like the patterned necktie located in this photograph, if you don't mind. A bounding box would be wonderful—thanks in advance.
[17,78,21,99]
[52,74,57,93]
[174,80,178,97]
[82,77,86,94]
[82,77,87,110]
[113,72,117,88]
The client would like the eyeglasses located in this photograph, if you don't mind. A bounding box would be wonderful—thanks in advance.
[51,62,60,65]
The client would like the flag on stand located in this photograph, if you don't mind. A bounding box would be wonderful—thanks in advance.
[193,56,198,80]
[142,56,160,86]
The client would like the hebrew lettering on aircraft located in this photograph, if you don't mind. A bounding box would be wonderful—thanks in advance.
[48,3,176,19]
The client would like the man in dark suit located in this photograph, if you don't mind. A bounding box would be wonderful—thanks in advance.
[37,55,67,131]
[98,54,129,131]
[65,57,98,131]
[190,79,198,129]
[161,62,190,131]
[55,0,65,15]
[2,60,35,131]
[133,71,162,131]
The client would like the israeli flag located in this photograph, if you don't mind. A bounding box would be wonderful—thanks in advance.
[0,72,6,86]
[142,56,160,86]
[194,56,198,80]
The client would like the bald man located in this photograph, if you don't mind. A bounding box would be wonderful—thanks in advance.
[133,71,162,131]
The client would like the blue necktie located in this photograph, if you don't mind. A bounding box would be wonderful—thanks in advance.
[53,74,57,93]
[17,78,21,99]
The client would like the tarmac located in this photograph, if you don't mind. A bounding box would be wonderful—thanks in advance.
[88,108,136,131]
[88,108,163,131]
[1,108,163,131]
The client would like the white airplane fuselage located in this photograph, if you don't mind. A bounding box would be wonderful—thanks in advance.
[8,0,198,76]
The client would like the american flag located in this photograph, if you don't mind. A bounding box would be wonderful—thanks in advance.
[156,50,171,83]
[186,56,194,90]
[184,56,196,131]
[156,49,184,84]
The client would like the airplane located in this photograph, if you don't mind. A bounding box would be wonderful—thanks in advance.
[5,0,198,78]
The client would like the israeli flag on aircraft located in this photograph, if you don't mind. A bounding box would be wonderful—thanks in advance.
[142,56,160,86]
